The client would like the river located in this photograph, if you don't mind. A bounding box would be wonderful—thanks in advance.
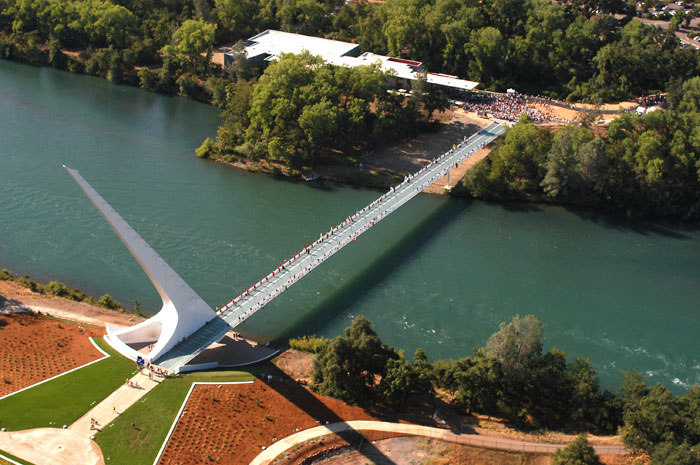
[1,59,699,392]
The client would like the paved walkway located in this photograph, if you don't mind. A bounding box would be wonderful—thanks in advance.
[249,420,628,465]
[0,369,161,465]
[69,369,161,437]
[0,428,105,465]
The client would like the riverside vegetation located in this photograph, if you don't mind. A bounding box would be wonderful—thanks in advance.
[0,0,697,102]
[0,267,128,312]
[293,315,700,465]
[2,0,700,214]
[458,77,700,221]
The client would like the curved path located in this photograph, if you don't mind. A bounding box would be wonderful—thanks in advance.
[0,428,104,465]
[249,420,628,465]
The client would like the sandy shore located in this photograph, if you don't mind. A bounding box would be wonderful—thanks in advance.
[209,108,493,189]
[0,279,144,327]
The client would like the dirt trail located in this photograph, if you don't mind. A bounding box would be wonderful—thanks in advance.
[0,280,144,327]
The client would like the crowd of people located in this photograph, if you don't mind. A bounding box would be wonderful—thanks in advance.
[638,93,665,107]
[459,91,559,123]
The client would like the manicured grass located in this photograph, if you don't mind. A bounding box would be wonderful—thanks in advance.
[96,370,255,465]
[0,338,137,431]
[44,314,103,329]
[0,449,35,465]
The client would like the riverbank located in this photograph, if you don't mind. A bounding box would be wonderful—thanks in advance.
[208,109,493,191]
[275,350,627,448]
[0,278,143,328]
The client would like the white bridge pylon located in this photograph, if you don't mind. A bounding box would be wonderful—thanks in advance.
[64,166,217,363]
[65,122,505,372]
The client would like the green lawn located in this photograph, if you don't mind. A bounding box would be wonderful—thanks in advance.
[0,449,35,465]
[0,338,137,431]
[96,370,255,465]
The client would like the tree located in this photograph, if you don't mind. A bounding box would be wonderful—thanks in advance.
[242,52,414,167]
[575,137,608,198]
[551,434,602,465]
[215,0,257,42]
[277,0,327,36]
[463,116,551,200]
[651,441,700,465]
[567,356,605,429]
[196,137,214,158]
[171,19,215,74]
[541,128,580,200]
[379,358,415,410]
[622,384,683,453]
[669,10,686,32]
[97,293,120,309]
[411,70,449,119]
[44,280,70,297]
[484,314,544,377]
[620,370,649,411]
[445,354,500,415]
[466,26,507,88]
[680,386,700,446]
[312,316,398,404]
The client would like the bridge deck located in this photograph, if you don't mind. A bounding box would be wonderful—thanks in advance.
[156,122,506,372]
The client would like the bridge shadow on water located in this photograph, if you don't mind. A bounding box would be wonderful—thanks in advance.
[275,198,470,343]
[484,199,698,239]
[564,204,699,239]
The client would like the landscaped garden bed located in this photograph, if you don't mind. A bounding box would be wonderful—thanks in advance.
[157,377,398,465]
[0,312,105,397]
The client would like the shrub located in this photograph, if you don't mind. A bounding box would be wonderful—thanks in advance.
[289,335,329,353]
[196,137,215,159]
[16,277,39,292]
[551,435,602,465]
[44,280,71,298]
[67,57,85,73]
[177,73,204,100]
[206,77,230,108]
[138,67,160,91]
[97,294,120,310]
[651,441,700,465]
[0,37,14,58]
[0,268,11,280]
[48,40,67,69]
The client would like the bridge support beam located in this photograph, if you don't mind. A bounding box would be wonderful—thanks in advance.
[64,166,217,364]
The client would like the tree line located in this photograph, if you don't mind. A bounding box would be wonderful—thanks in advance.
[2,0,700,215]
[198,51,446,169]
[457,77,700,221]
[300,315,700,465]
[1,0,698,103]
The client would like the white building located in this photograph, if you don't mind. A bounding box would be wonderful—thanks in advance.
[225,29,479,92]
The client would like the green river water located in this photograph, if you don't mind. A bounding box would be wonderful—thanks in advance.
[1,59,699,391]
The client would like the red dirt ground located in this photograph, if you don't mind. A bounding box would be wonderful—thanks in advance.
[0,312,105,396]
[158,379,402,465]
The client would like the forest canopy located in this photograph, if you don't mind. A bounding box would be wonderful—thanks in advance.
[459,77,700,220]
[1,0,698,102]
[205,51,444,168]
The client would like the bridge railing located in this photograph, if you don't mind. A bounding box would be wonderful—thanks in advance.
[216,123,503,321]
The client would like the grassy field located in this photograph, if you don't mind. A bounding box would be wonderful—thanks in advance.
[96,369,256,465]
[0,449,35,465]
[0,338,137,431]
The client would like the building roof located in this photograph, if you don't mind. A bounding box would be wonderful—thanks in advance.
[244,30,360,63]
[227,30,479,91]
